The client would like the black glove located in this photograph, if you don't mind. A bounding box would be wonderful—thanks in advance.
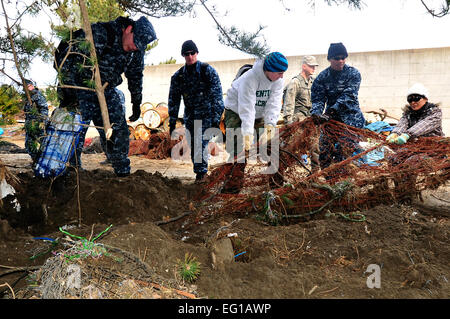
[128,103,141,122]
[311,114,330,125]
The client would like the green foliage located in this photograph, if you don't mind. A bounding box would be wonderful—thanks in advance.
[177,253,201,282]
[43,86,59,107]
[50,0,126,25]
[217,24,269,58]
[83,78,96,89]
[24,117,43,152]
[116,0,197,18]
[159,57,177,64]
[0,85,22,124]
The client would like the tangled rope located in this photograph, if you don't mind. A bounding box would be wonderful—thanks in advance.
[195,118,450,223]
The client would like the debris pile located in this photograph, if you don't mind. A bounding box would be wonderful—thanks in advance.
[24,226,196,299]
[196,118,450,224]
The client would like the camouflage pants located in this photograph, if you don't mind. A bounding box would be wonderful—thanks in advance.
[292,114,320,172]
[71,88,130,175]
[25,118,45,164]
[318,128,360,171]
[185,120,213,175]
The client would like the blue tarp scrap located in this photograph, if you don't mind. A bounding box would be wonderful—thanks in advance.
[364,121,394,134]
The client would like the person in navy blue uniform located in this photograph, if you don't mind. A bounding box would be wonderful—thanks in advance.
[168,40,225,182]
[311,42,366,170]
[56,16,156,176]
[23,79,49,164]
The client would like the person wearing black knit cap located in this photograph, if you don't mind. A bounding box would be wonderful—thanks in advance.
[23,79,49,165]
[168,40,225,183]
[310,42,365,171]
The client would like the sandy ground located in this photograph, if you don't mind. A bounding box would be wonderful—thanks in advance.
[0,124,449,303]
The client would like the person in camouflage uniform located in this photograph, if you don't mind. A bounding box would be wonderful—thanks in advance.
[56,16,156,177]
[282,55,320,172]
[23,79,49,164]
[311,42,365,170]
[98,88,126,166]
[283,55,318,124]
[168,40,225,182]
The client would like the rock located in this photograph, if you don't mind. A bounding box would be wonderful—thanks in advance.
[0,219,15,240]
[210,237,234,271]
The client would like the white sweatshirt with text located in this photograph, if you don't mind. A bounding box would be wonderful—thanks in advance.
[224,60,284,136]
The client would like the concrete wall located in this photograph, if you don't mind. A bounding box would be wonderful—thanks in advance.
[118,47,450,136]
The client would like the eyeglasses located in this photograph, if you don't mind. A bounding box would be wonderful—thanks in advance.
[332,56,346,61]
[182,51,196,57]
[407,94,424,103]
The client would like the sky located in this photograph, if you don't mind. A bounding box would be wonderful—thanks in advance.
[5,0,450,86]
[145,0,450,64]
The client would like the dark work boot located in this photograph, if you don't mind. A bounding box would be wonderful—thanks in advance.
[195,172,206,184]
[116,171,130,178]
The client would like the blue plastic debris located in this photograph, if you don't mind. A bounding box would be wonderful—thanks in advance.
[33,108,87,178]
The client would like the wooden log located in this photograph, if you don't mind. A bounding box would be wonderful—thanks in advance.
[142,104,169,129]
[134,124,151,140]
[140,102,154,114]
[128,125,136,140]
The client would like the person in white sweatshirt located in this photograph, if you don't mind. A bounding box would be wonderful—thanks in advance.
[224,52,288,159]
[221,52,288,194]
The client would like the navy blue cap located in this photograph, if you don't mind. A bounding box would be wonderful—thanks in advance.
[134,16,156,51]
[327,42,348,60]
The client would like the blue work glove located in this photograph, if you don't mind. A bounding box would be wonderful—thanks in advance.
[395,133,410,145]
[385,133,398,144]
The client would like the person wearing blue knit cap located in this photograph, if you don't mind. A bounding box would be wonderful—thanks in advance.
[221,51,288,193]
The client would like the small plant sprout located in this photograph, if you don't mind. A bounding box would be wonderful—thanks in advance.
[177,253,201,283]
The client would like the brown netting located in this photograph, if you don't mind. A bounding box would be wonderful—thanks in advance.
[194,118,450,224]
[129,129,223,160]
[129,131,183,159]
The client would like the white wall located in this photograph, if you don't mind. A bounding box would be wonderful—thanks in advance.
[118,47,450,136]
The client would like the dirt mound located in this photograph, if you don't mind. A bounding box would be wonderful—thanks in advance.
[1,169,197,235]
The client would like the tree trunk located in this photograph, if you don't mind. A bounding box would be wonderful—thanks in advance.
[78,0,113,140]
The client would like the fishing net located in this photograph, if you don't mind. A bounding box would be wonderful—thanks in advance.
[129,129,222,160]
[129,131,182,159]
[194,118,450,224]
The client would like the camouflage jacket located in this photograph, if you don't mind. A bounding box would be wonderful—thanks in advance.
[59,18,146,106]
[392,102,443,137]
[311,64,365,128]
[282,74,314,123]
[24,89,48,124]
[168,61,224,127]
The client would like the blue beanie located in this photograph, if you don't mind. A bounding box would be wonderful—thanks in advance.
[263,52,288,72]
[133,16,157,51]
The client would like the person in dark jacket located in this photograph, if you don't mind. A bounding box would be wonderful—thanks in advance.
[386,83,444,202]
[168,40,225,182]
[311,42,365,170]
[386,82,443,144]
[56,16,156,177]
[23,79,48,164]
